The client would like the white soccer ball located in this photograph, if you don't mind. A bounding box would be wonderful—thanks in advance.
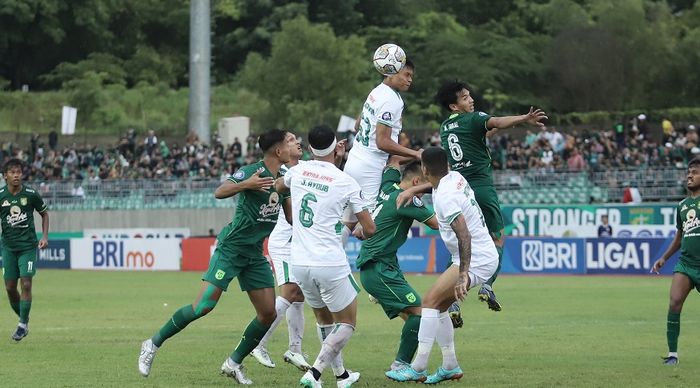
[373,43,406,76]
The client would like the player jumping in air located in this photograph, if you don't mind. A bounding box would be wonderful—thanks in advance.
[386,147,498,384]
[1,158,49,341]
[356,157,439,371]
[651,157,700,365]
[138,129,294,385]
[277,125,376,388]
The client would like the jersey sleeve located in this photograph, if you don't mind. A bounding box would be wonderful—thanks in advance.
[346,177,367,214]
[227,164,259,184]
[282,165,296,189]
[381,166,401,186]
[436,190,464,225]
[397,195,435,223]
[676,203,683,232]
[470,111,492,135]
[31,191,48,213]
[376,97,403,129]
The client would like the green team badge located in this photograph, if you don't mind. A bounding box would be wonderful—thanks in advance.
[20,197,27,206]
[406,293,416,303]
[215,269,226,280]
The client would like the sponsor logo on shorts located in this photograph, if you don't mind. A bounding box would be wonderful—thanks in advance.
[406,292,417,303]
[215,269,226,280]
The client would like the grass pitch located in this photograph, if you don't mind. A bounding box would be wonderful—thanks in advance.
[0,271,698,387]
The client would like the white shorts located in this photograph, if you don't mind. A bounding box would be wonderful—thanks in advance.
[450,256,498,289]
[270,253,296,287]
[342,149,386,222]
[292,265,360,312]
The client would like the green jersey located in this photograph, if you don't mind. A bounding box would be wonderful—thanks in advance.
[217,161,284,257]
[0,185,47,251]
[440,111,493,187]
[676,196,700,267]
[356,167,435,268]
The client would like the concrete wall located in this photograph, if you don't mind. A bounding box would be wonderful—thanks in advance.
[46,209,233,236]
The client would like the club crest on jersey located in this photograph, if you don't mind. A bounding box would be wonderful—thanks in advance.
[233,170,245,180]
[381,112,392,121]
[1,200,9,207]
[412,196,423,207]
[20,197,27,206]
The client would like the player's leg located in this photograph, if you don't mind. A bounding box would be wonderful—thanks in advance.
[341,153,383,243]
[221,257,276,385]
[139,248,233,377]
[11,248,37,341]
[3,247,21,318]
[386,265,464,382]
[663,268,694,365]
[281,282,310,370]
[473,185,504,311]
[359,261,422,368]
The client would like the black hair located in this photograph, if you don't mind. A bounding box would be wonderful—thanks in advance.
[421,147,448,177]
[258,129,288,154]
[402,161,423,180]
[308,125,336,151]
[689,157,700,170]
[435,80,468,111]
[404,59,414,70]
[3,158,23,173]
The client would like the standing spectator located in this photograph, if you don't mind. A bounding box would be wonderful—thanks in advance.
[598,215,613,237]
[614,120,626,148]
[48,130,58,151]
[144,130,158,156]
[231,137,242,160]
[567,147,586,171]
[662,118,675,142]
[127,128,137,155]
[637,114,649,139]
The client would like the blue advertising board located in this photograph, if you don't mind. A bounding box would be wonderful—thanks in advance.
[504,237,586,274]
[0,239,71,269]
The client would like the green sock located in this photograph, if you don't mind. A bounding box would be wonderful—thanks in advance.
[667,311,680,353]
[396,314,421,364]
[152,305,197,347]
[10,300,20,317]
[230,318,271,363]
[486,245,503,287]
[19,300,31,324]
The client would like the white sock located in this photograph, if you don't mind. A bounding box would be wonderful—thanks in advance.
[312,323,354,374]
[18,322,27,329]
[411,308,440,372]
[287,301,305,353]
[436,312,459,370]
[226,357,240,368]
[316,323,345,376]
[340,225,352,247]
[258,296,291,348]
[668,352,678,358]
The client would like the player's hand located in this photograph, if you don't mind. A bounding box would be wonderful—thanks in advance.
[396,190,415,208]
[336,139,347,157]
[38,237,48,249]
[454,272,469,301]
[414,148,424,160]
[246,168,274,192]
[650,258,666,274]
[525,106,548,127]
[352,225,365,240]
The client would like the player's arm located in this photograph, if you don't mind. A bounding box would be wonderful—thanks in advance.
[487,107,548,130]
[215,169,274,199]
[450,213,471,301]
[424,215,438,230]
[38,210,49,249]
[651,230,681,274]
[376,123,421,159]
[334,139,348,168]
[355,210,376,239]
[387,155,416,168]
[396,182,432,207]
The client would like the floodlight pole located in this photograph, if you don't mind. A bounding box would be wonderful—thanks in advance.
[188,0,211,144]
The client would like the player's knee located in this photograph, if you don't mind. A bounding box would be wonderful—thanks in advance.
[193,299,218,317]
[421,294,441,309]
[258,310,277,326]
[669,298,684,313]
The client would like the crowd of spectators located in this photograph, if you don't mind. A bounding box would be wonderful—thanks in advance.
[0,115,697,188]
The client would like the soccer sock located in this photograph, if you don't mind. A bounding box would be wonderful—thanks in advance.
[437,312,459,370]
[316,323,345,376]
[231,318,271,364]
[10,300,20,317]
[258,296,291,349]
[667,311,680,353]
[486,245,503,287]
[312,323,355,375]
[287,301,305,353]
[152,304,198,347]
[19,300,31,325]
[412,308,440,372]
[341,225,352,247]
[396,314,421,364]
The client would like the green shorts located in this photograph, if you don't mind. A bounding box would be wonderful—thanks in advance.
[472,185,504,237]
[202,246,274,292]
[2,246,37,281]
[359,260,421,319]
[674,261,700,293]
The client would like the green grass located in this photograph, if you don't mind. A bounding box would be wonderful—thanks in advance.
[0,271,698,387]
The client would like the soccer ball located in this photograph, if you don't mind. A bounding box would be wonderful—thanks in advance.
[373,43,406,76]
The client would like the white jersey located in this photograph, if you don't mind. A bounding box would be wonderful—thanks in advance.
[351,82,404,158]
[267,164,293,257]
[433,171,498,267]
[285,160,366,267]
